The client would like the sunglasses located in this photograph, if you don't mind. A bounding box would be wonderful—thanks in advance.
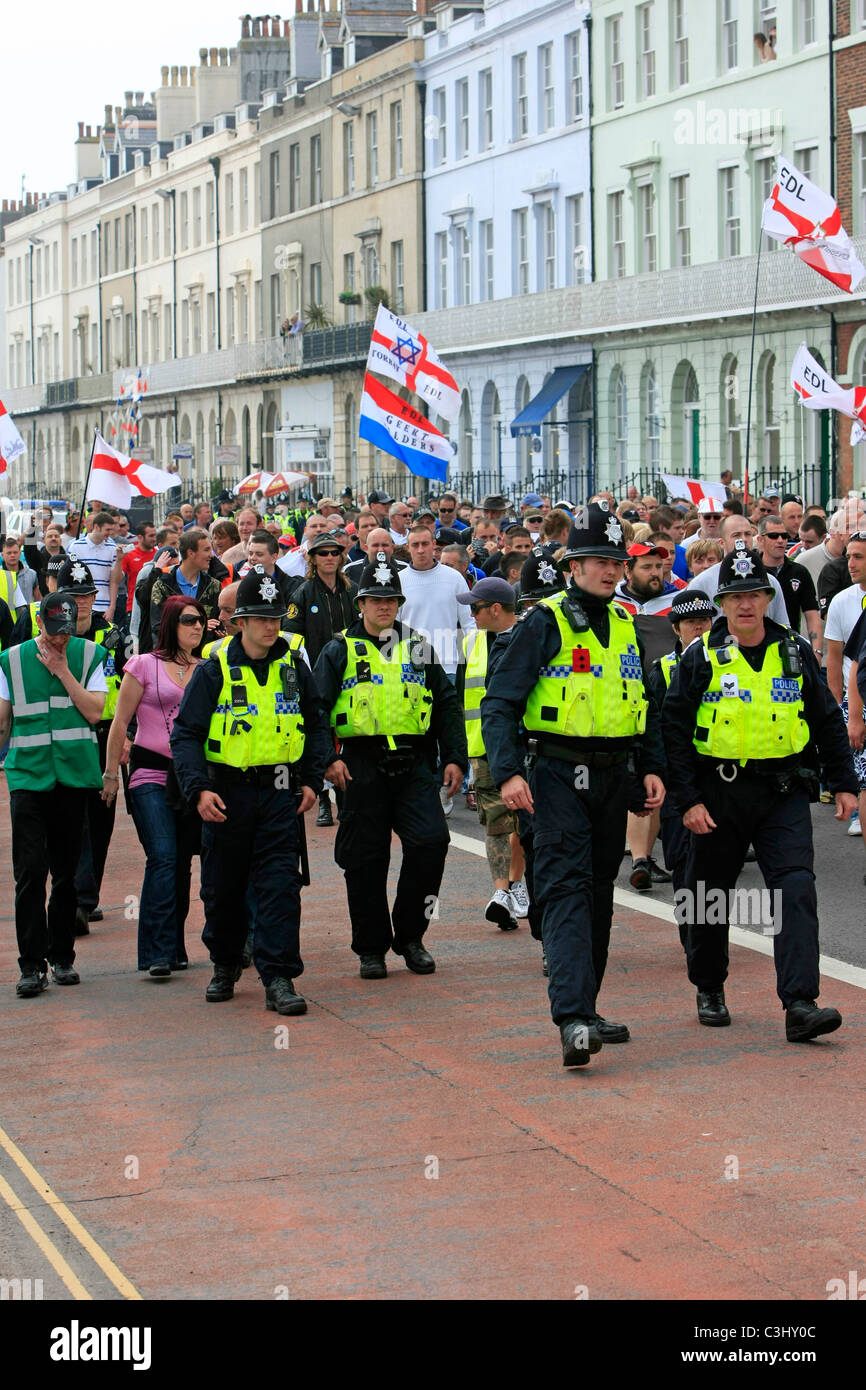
[764,531,787,540]
[316,548,341,557]
[470,602,491,614]
[178,614,205,626]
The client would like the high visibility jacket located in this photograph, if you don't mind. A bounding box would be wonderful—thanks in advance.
[0,638,103,791]
[524,592,648,740]
[693,633,810,764]
[330,635,433,742]
[0,569,19,611]
[29,601,40,639]
[205,644,305,769]
[92,620,122,720]
[659,651,679,688]
[463,629,488,757]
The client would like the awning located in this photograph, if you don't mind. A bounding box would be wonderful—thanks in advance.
[510,364,590,438]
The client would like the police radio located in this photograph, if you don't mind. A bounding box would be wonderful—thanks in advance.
[780,633,803,678]
[562,592,590,633]
[280,663,298,701]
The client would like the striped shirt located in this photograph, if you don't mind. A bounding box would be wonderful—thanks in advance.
[67,537,118,612]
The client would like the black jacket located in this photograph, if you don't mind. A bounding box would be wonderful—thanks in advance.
[284,574,357,666]
[169,632,330,803]
[661,615,858,813]
[481,583,666,788]
[314,617,468,773]
[817,554,850,620]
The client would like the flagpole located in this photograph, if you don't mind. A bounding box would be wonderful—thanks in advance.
[76,430,98,539]
[742,228,764,514]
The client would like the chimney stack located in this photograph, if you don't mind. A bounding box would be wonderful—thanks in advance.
[219,47,228,64]
[78,121,84,137]
[200,47,208,65]
[135,90,143,105]
[180,65,188,85]
[124,90,133,106]
[240,15,251,39]
[210,46,218,64]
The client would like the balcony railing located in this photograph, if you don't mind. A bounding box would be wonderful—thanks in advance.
[45,379,78,408]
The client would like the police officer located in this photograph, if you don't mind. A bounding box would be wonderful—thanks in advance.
[647,590,715,934]
[482,503,667,1067]
[662,541,857,1040]
[53,559,127,931]
[314,554,467,979]
[0,591,107,997]
[170,565,331,1014]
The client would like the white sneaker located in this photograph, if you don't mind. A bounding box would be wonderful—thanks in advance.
[848,815,862,837]
[508,880,530,918]
[485,889,518,931]
[439,785,453,818]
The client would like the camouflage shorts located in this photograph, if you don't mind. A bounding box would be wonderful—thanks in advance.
[471,757,518,836]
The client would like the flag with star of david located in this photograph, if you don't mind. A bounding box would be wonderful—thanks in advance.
[367,305,461,422]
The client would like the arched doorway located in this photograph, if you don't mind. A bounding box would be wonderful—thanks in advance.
[671,360,700,477]
[480,380,501,477]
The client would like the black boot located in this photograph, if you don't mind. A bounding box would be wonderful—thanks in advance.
[560,1017,603,1067]
[265,977,308,1015]
[316,793,334,827]
[696,989,731,1027]
[206,963,242,1002]
[785,999,842,1042]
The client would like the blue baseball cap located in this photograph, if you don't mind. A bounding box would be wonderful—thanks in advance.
[521,491,544,508]
[457,576,517,606]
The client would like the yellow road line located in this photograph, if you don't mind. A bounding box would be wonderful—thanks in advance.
[0,1168,92,1300]
[0,1123,142,1301]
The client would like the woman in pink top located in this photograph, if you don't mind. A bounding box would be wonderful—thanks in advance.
[101,596,205,977]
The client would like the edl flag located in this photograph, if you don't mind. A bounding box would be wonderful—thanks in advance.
[88,433,180,509]
[791,342,866,446]
[762,157,865,294]
[367,304,461,422]
[359,374,452,482]
[0,399,27,473]
[660,475,727,506]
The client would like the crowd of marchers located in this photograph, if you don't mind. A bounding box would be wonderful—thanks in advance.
[2,476,863,1067]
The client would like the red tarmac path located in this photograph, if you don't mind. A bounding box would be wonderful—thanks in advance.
[0,799,863,1302]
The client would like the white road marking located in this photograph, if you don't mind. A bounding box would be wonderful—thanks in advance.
[449,830,866,992]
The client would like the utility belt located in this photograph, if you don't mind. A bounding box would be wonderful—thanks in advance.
[525,735,632,769]
[700,757,819,800]
[341,734,427,779]
[208,762,297,787]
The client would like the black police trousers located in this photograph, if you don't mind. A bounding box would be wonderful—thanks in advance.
[660,802,691,948]
[529,754,630,1025]
[200,769,303,985]
[11,785,86,972]
[681,768,820,1006]
[334,751,449,956]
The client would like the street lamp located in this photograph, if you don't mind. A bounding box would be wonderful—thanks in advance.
[28,235,44,385]
[156,189,177,359]
[209,156,221,351]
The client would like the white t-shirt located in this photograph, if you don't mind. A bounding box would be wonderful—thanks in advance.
[276,546,308,579]
[398,561,476,674]
[0,655,107,702]
[824,583,866,687]
[67,536,118,612]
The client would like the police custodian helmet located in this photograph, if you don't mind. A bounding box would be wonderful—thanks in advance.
[715,540,775,599]
[355,552,405,603]
[558,501,629,566]
[233,564,288,619]
[519,547,564,603]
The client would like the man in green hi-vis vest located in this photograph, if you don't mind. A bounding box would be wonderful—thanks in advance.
[0,591,108,998]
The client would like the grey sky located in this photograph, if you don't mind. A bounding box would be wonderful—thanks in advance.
[2,3,241,199]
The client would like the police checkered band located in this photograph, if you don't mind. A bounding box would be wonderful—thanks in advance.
[670,594,714,618]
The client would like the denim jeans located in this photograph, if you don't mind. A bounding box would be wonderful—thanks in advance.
[130,782,196,970]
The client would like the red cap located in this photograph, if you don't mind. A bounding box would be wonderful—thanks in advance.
[627,542,669,559]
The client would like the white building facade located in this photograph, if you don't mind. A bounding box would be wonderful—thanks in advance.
[416,0,594,493]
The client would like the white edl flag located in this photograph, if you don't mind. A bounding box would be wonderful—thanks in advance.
[88,433,180,509]
[0,398,27,473]
[791,343,866,446]
[762,157,865,294]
